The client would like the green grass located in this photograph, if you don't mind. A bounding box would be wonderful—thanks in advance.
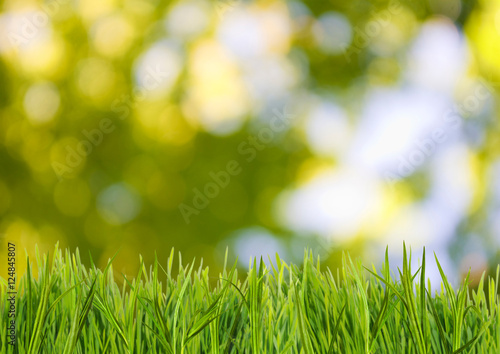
[1,243,499,353]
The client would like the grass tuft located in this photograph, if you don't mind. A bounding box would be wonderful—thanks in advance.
[1,243,499,353]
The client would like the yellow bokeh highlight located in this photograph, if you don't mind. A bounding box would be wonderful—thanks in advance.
[123,0,157,19]
[76,58,118,106]
[184,39,250,132]
[378,6,418,50]
[467,151,485,215]
[295,158,334,185]
[23,81,60,124]
[3,1,39,10]
[158,105,196,145]
[91,14,136,58]
[0,220,68,280]
[136,103,195,145]
[19,34,67,79]
[0,219,41,280]
[466,0,500,80]
[371,181,414,238]
[253,1,291,55]
[78,0,118,24]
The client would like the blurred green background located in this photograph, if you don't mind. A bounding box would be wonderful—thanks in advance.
[1,0,499,284]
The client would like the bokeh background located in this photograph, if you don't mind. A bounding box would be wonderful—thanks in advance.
[1,0,499,284]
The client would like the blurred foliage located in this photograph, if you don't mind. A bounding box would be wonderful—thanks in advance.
[0,0,499,282]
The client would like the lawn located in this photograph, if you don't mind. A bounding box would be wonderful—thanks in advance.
[1,243,498,353]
